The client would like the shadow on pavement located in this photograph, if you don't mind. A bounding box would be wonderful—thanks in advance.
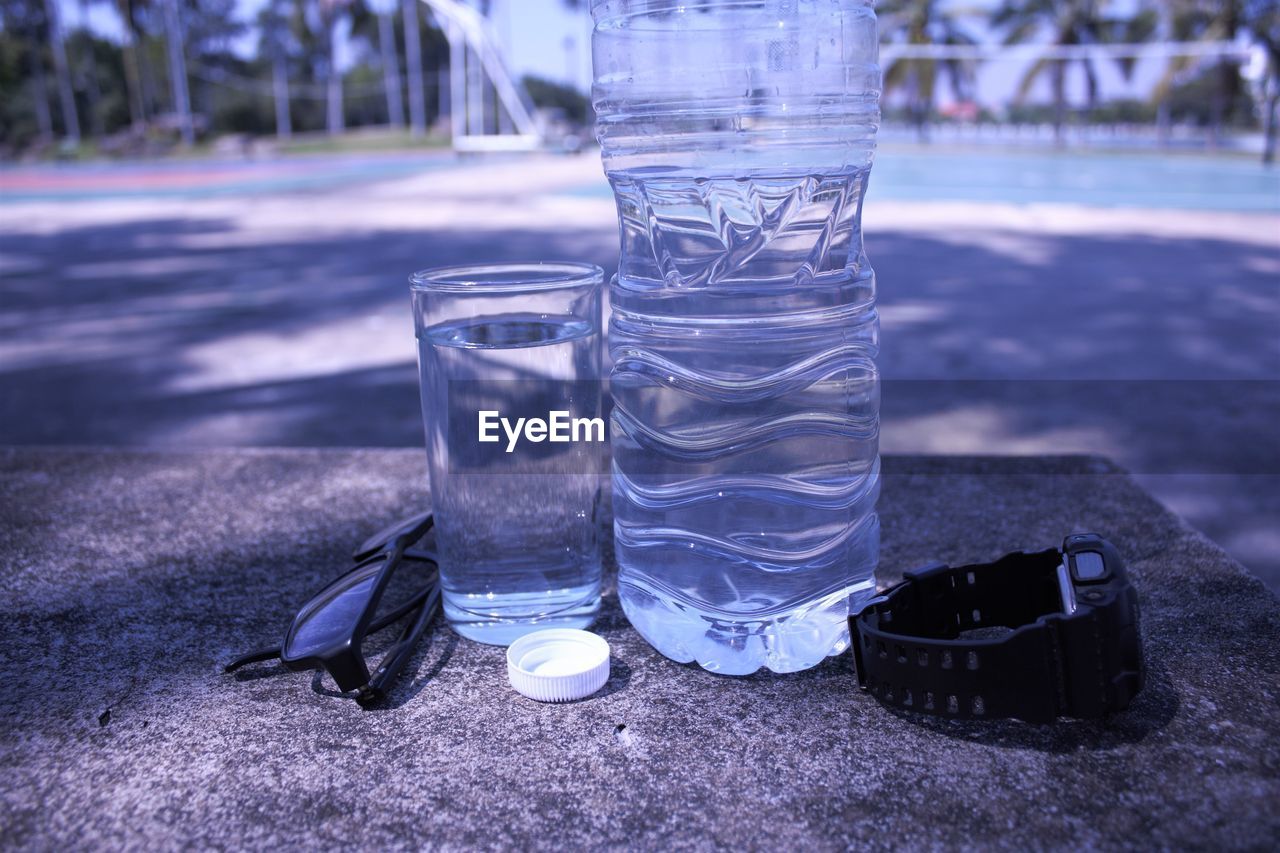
[0,216,1275,586]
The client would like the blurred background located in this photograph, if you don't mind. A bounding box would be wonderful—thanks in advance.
[0,1,1277,588]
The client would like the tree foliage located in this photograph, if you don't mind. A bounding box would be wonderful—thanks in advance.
[878,0,981,141]
[1,0,1275,157]
[521,73,591,125]
[0,0,449,152]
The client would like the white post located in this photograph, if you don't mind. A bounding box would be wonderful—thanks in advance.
[423,0,542,151]
[447,20,466,143]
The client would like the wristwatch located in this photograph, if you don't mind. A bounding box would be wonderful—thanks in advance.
[849,534,1144,723]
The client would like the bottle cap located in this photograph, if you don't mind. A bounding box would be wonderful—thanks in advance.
[506,628,610,703]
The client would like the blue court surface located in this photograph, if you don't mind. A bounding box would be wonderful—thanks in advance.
[3,146,1278,211]
[870,146,1280,211]
[571,146,1280,213]
[0,152,460,203]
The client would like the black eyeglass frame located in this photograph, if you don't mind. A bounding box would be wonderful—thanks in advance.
[226,511,439,706]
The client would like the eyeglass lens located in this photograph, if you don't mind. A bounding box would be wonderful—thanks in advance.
[286,560,386,658]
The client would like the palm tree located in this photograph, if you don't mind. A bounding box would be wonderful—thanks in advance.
[315,0,351,135]
[402,0,426,137]
[6,0,56,140]
[993,0,1153,145]
[375,3,404,128]
[160,0,192,144]
[42,0,81,143]
[346,0,404,128]
[878,0,980,142]
[257,0,295,139]
[1243,0,1279,163]
[116,0,166,126]
[1111,2,1158,94]
[6,0,80,142]
[76,0,107,137]
[1154,1,1243,149]
[184,0,247,123]
[111,0,147,126]
[31,55,55,141]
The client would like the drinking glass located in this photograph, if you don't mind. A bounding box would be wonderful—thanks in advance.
[410,262,605,645]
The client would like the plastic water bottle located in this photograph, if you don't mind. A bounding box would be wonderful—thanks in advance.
[593,0,882,674]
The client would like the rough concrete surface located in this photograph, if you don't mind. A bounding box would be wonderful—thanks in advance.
[0,448,1277,850]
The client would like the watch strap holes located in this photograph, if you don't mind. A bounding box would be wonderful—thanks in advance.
[924,691,936,711]
[940,650,953,669]
[946,694,960,714]
[877,640,887,659]
[967,650,980,670]
[895,645,907,664]
[972,696,986,716]
[966,571,976,586]
[972,608,982,624]
[901,689,913,707]
[917,649,929,667]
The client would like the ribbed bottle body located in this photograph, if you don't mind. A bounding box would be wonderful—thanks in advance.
[594,0,881,674]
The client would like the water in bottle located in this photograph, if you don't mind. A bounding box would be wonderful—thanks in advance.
[593,0,882,674]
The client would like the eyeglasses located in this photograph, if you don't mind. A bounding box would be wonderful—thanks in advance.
[226,511,440,706]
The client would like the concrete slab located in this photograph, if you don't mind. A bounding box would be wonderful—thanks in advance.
[1,448,1276,848]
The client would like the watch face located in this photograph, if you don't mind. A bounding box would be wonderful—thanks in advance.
[1073,551,1107,580]
[1065,534,1125,584]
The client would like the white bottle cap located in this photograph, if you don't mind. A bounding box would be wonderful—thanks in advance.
[506,628,611,703]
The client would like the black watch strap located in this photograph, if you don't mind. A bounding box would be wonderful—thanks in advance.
[849,536,1144,724]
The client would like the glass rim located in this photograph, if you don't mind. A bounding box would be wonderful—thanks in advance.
[410,261,604,294]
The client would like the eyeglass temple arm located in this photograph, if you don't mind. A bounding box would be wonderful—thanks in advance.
[354,512,435,563]
[224,646,283,673]
[358,584,442,706]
